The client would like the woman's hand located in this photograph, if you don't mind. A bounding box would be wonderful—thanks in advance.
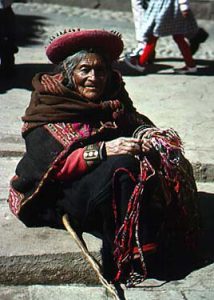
[106,137,141,156]
[141,138,153,153]
[105,137,153,156]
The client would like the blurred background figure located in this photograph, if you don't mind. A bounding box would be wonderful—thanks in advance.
[127,0,209,62]
[129,0,151,58]
[0,0,18,73]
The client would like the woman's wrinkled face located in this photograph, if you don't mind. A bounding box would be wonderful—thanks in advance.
[72,53,108,101]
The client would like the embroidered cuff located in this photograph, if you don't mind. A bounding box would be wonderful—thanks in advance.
[83,142,107,163]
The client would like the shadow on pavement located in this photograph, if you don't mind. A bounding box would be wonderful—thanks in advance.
[0,63,55,93]
[0,13,50,93]
[197,191,214,262]
[117,58,214,76]
[146,191,214,282]
[15,14,48,46]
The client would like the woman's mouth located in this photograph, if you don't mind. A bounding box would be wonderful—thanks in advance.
[86,85,97,90]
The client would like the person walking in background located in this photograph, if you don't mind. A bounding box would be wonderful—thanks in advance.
[128,0,154,60]
[129,0,148,57]
[125,0,200,74]
[126,0,209,72]
[0,0,18,73]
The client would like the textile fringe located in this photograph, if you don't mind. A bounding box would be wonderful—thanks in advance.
[112,160,155,286]
[62,214,120,300]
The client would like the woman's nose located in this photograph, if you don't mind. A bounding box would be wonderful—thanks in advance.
[88,69,96,79]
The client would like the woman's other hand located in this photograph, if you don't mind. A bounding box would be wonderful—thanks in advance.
[106,137,141,156]
[105,137,153,156]
[141,138,153,153]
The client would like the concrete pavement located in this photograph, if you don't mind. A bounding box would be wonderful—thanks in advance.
[28,0,214,20]
[0,2,214,299]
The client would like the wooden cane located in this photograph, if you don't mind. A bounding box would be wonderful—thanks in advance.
[62,214,120,300]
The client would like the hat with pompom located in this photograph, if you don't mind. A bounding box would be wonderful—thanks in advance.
[46,28,124,64]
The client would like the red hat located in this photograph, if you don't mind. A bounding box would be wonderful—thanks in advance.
[46,29,124,64]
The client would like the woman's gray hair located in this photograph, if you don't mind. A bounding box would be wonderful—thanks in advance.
[58,49,111,89]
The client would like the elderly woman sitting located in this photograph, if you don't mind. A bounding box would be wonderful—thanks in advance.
[8,29,198,287]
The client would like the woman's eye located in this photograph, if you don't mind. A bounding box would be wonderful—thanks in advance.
[80,68,89,73]
[79,67,107,76]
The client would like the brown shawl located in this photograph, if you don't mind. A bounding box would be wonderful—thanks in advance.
[22,72,128,130]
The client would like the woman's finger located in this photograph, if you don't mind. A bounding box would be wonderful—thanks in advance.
[141,139,153,152]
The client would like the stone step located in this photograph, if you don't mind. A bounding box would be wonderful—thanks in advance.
[1,270,214,300]
[0,182,214,285]
[0,199,102,285]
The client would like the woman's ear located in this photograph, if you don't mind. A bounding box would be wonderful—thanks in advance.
[61,74,69,86]
[62,70,75,89]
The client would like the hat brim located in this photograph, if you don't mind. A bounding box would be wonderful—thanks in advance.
[46,29,124,64]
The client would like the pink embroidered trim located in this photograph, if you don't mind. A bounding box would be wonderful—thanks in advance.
[41,73,64,95]
[8,184,24,216]
[44,122,91,148]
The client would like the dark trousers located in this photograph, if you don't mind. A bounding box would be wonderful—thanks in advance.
[0,6,18,66]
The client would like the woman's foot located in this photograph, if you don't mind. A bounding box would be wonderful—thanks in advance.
[174,65,197,74]
[125,44,155,72]
[189,28,209,55]
[124,55,146,72]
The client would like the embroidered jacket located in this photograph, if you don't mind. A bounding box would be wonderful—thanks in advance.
[8,78,154,226]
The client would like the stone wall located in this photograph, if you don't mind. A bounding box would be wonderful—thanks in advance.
[26,0,214,19]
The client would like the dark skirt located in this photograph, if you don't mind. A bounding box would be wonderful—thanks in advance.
[57,154,141,232]
[19,152,164,247]
[56,154,164,249]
